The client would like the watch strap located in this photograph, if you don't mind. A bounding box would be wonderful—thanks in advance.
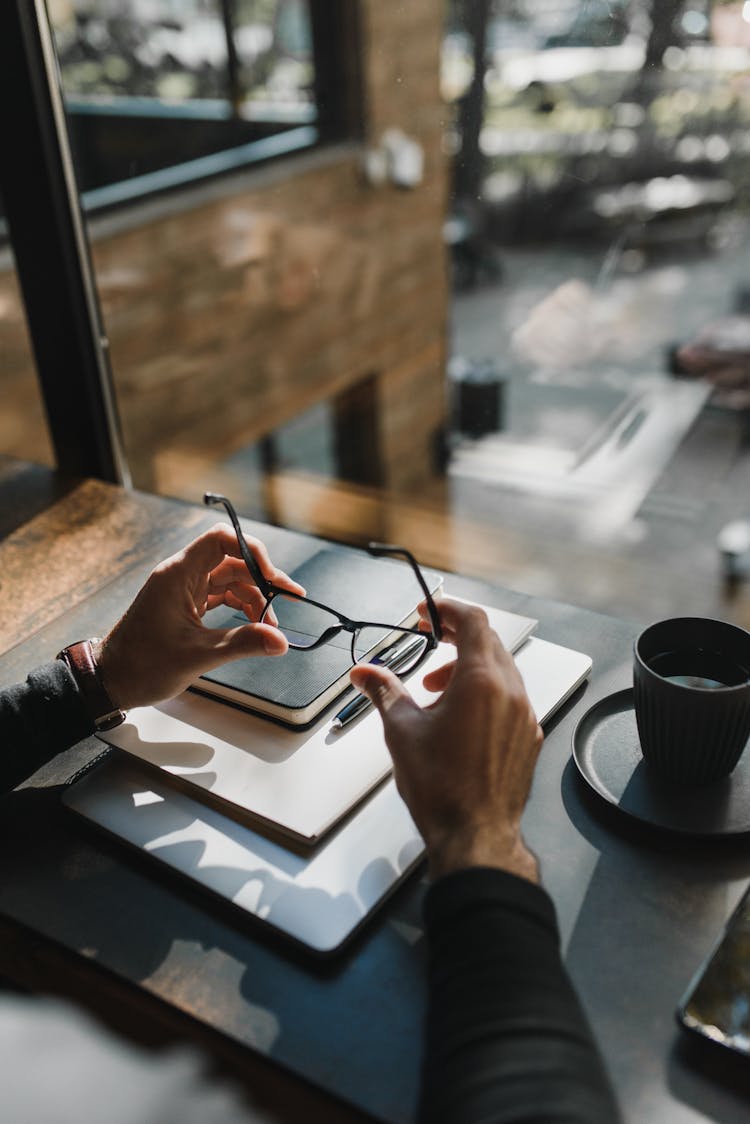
[57,638,126,732]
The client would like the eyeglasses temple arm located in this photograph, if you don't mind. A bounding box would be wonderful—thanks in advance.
[366,542,443,642]
[204,492,270,593]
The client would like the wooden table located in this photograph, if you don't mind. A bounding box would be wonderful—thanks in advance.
[1,456,749,1123]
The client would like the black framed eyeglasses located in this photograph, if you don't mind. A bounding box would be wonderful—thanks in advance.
[205,492,442,678]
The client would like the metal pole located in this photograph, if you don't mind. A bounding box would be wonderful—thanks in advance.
[0,0,131,485]
[218,0,242,118]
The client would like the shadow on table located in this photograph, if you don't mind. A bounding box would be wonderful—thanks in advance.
[560,758,750,1123]
[0,778,427,1123]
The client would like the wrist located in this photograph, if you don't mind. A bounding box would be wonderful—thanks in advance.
[56,638,126,731]
[93,636,130,712]
[427,823,539,884]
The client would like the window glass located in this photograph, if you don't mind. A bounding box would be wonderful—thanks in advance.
[438,0,750,625]
[49,0,316,204]
[234,0,314,116]
[0,214,54,467]
[53,0,314,112]
[12,1,750,628]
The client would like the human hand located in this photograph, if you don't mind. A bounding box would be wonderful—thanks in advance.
[96,524,305,710]
[674,316,750,410]
[349,599,543,882]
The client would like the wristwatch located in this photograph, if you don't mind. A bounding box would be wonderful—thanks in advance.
[56,638,126,731]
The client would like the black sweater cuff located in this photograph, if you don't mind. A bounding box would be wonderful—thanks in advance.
[424,865,557,936]
[0,661,94,793]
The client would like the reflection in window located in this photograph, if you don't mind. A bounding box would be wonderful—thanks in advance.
[0,224,54,466]
[52,0,314,112]
[9,0,750,628]
[49,1,316,200]
[440,0,750,623]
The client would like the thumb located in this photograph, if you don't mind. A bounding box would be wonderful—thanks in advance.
[421,659,455,694]
[349,663,414,722]
[214,622,288,662]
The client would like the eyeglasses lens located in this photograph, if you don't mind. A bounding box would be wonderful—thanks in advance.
[263,597,345,651]
[353,626,429,676]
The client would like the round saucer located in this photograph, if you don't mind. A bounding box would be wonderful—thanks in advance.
[571,688,750,836]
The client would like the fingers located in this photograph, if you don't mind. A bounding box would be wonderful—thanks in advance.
[237,534,306,597]
[417,596,484,637]
[179,524,255,572]
[422,660,455,693]
[261,599,278,627]
[712,387,750,410]
[212,621,288,661]
[217,585,269,619]
[206,561,284,624]
[179,525,306,596]
[206,557,257,593]
[674,345,718,374]
[676,343,750,379]
[706,363,750,389]
[349,663,416,720]
[419,598,507,665]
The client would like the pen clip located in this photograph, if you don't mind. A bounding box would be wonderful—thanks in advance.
[373,636,413,667]
[332,643,423,729]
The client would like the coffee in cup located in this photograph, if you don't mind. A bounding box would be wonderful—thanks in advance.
[633,617,750,786]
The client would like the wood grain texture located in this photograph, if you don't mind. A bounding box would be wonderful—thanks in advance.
[0,463,205,655]
[0,457,75,539]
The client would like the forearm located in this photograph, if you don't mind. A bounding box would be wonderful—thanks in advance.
[0,661,93,793]
[419,868,621,1124]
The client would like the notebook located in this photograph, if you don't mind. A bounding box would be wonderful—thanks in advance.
[192,546,444,727]
[64,623,592,955]
[98,601,540,847]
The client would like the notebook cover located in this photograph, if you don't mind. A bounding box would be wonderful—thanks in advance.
[195,547,443,721]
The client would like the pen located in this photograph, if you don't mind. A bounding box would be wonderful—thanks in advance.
[331,637,425,730]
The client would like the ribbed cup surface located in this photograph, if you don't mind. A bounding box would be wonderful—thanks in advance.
[634,679,750,785]
[634,617,750,787]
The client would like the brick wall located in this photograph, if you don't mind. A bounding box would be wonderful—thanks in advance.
[0,1,450,507]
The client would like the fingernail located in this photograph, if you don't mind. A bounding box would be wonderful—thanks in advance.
[263,630,287,655]
[349,671,369,696]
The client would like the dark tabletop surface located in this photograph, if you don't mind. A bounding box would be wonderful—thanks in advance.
[1,456,749,1123]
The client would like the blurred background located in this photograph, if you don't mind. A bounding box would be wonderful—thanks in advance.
[3,0,750,626]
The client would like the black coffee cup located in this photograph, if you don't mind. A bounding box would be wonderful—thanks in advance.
[633,617,750,786]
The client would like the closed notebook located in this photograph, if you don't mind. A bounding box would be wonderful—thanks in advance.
[192,546,444,727]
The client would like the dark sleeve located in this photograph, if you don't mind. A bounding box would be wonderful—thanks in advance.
[419,867,622,1124]
[0,661,94,794]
